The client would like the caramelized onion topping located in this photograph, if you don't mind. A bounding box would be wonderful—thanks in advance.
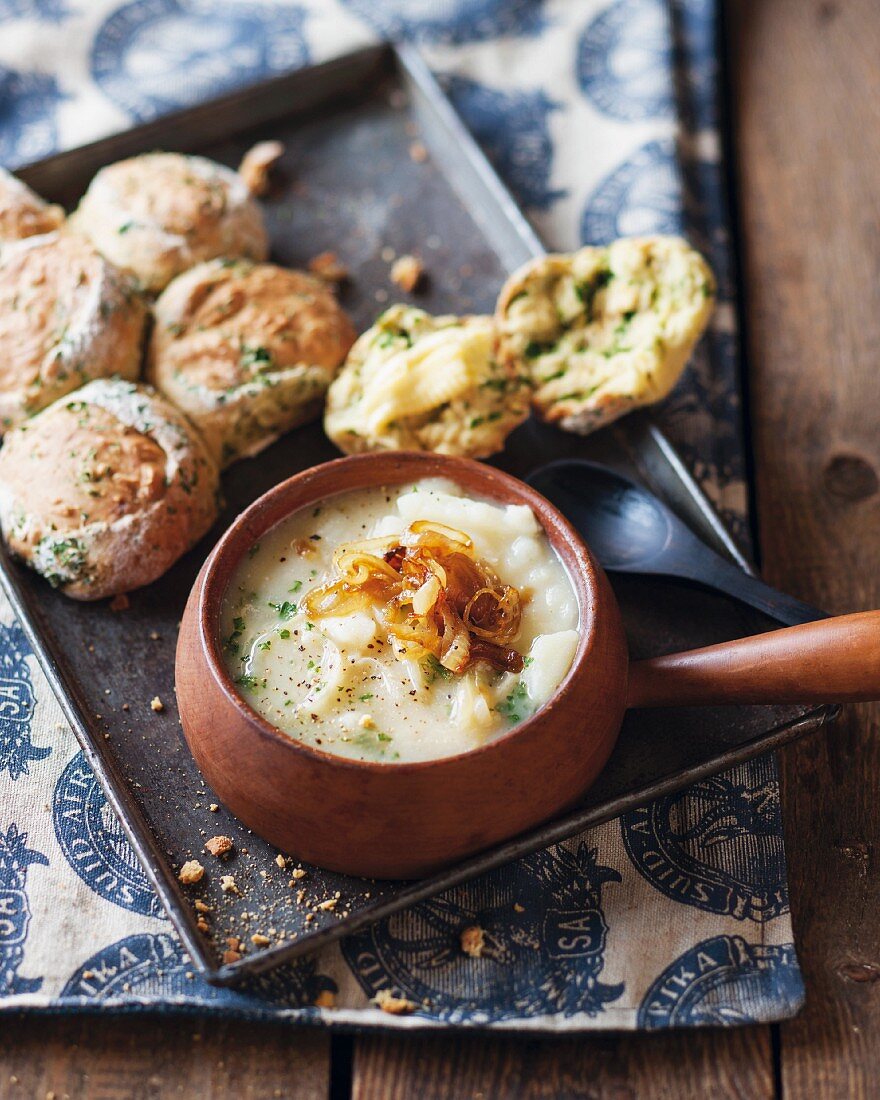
[301,522,524,674]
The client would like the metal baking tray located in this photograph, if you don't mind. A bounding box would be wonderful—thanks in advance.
[4,44,833,986]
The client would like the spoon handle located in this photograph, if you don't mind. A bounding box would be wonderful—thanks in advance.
[681,551,825,626]
[627,610,880,708]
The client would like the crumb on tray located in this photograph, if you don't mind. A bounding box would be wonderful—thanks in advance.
[238,140,285,196]
[308,250,349,283]
[204,835,234,858]
[390,254,424,292]
[178,860,205,885]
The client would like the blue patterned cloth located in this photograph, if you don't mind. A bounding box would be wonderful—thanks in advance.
[0,0,804,1029]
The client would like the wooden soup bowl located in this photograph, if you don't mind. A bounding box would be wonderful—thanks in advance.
[178,451,880,879]
[176,451,629,879]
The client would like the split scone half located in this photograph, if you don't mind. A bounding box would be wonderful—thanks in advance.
[0,231,146,433]
[0,379,220,600]
[0,167,65,243]
[71,152,268,293]
[324,305,531,458]
[496,236,715,435]
[148,259,357,468]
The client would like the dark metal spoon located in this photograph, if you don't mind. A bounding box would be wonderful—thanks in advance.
[527,459,824,627]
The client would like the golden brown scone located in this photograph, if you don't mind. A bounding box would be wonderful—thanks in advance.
[70,152,268,293]
[0,379,219,599]
[0,167,64,243]
[148,259,356,467]
[496,236,715,435]
[0,231,146,433]
[324,305,530,459]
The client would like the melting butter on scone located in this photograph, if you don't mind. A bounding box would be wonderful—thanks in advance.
[0,167,65,243]
[148,259,356,468]
[70,152,268,293]
[0,231,146,433]
[324,305,530,458]
[0,379,219,600]
[496,236,715,435]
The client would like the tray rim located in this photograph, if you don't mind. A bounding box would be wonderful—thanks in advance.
[0,42,837,989]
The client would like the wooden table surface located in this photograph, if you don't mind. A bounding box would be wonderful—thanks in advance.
[3,0,879,1095]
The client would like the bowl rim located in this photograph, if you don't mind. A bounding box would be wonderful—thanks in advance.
[195,451,606,774]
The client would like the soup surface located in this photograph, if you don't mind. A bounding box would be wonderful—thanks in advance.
[220,479,579,762]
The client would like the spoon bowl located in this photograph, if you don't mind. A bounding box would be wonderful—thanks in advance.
[528,459,823,626]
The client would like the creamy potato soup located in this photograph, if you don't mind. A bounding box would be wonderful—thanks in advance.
[220,479,579,762]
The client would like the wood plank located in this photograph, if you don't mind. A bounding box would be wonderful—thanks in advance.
[0,1015,331,1100]
[352,1029,773,1100]
[730,0,880,1096]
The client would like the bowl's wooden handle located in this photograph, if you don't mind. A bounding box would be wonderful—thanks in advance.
[627,610,880,708]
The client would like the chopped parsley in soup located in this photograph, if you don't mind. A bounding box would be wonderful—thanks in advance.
[220,479,579,762]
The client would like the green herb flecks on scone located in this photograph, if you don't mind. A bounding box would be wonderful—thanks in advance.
[0,379,219,600]
[496,235,715,435]
[148,259,356,468]
[69,152,268,294]
[324,305,531,459]
[0,231,146,434]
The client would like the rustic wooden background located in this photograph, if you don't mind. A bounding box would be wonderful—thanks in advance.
[2,0,878,1094]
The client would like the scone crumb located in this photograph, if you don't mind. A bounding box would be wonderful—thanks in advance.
[194,899,212,913]
[513,902,525,913]
[220,874,240,894]
[178,860,205,885]
[109,593,130,612]
[251,933,271,947]
[460,925,486,958]
[209,804,219,812]
[317,897,338,912]
[150,696,164,713]
[390,254,424,293]
[238,140,285,196]
[308,250,349,283]
[275,854,287,869]
[373,989,417,1015]
[222,949,242,965]
[196,917,210,933]
[409,141,428,164]
[204,835,233,858]
[315,990,336,1009]
[289,867,307,882]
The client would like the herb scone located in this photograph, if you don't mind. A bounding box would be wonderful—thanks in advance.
[148,259,356,468]
[0,167,65,243]
[0,231,146,433]
[496,236,715,435]
[70,152,268,293]
[0,379,220,599]
[324,305,530,458]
